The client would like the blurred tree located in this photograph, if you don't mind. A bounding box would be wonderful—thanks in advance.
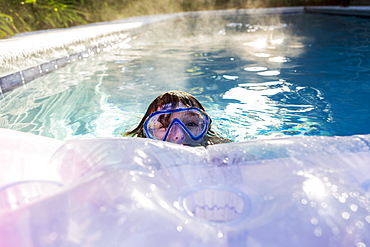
[22,0,87,29]
[0,0,87,37]
[0,12,18,38]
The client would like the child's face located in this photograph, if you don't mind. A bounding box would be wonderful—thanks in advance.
[144,103,209,146]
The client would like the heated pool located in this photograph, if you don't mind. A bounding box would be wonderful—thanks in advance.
[1,12,370,141]
[0,7,370,247]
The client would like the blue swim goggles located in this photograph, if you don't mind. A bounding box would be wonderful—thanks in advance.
[143,107,210,145]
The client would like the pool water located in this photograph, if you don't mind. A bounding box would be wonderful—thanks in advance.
[1,13,370,142]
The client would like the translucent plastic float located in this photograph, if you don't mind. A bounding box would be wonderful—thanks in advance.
[1,128,370,246]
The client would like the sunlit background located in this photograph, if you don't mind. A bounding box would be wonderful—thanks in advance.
[0,0,358,38]
[1,12,370,142]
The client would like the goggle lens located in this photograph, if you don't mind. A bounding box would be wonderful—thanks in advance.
[144,107,209,142]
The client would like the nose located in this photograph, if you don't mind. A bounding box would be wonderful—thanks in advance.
[168,124,185,142]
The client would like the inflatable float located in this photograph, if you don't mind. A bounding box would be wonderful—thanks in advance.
[0,128,370,246]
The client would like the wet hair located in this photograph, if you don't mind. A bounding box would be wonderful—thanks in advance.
[124,90,214,138]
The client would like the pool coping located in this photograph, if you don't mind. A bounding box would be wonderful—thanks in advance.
[0,6,369,97]
[305,6,370,17]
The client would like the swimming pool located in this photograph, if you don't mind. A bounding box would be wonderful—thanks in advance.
[0,7,370,247]
[1,8,370,141]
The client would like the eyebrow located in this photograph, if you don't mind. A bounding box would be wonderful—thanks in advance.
[184,111,199,117]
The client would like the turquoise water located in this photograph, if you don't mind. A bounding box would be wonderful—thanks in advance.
[1,13,370,141]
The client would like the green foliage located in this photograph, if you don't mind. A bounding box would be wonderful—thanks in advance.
[74,0,127,22]
[39,2,85,28]
[21,0,87,29]
[0,13,17,38]
[1,0,87,38]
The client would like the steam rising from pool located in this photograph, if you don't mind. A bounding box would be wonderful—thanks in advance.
[0,13,346,141]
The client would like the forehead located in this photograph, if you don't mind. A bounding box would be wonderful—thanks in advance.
[151,108,204,121]
[157,102,186,111]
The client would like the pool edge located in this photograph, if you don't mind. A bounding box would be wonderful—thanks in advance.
[305,6,370,17]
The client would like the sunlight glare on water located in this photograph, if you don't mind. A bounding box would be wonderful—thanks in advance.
[0,13,370,141]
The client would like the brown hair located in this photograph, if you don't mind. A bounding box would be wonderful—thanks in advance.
[124,90,214,138]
